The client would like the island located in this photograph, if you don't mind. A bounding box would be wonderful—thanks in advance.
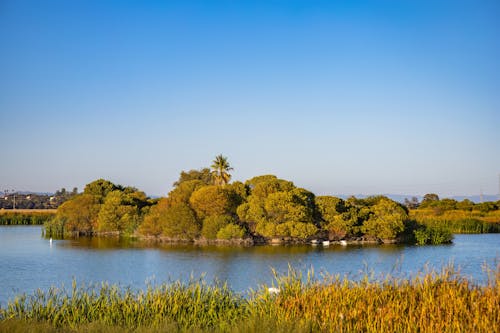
[44,155,500,246]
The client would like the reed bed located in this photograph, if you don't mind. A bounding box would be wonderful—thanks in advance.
[1,265,498,332]
[411,209,500,233]
[0,210,56,225]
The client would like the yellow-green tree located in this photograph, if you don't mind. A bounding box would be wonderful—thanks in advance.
[54,194,100,234]
[201,215,235,239]
[315,196,355,238]
[96,190,140,234]
[361,197,408,240]
[238,175,317,239]
[83,179,117,203]
[189,185,241,219]
[138,198,169,237]
[167,180,206,207]
[159,203,200,240]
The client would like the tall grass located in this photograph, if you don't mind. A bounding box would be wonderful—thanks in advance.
[1,264,498,332]
[0,210,56,226]
[411,209,500,233]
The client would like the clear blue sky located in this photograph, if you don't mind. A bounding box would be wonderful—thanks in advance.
[1,0,499,197]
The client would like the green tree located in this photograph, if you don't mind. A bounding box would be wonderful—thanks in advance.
[211,154,233,185]
[217,224,245,240]
[83,179,117,203]
[238,175,317,239]
[160,203,200,240]
[189,185,241,219]
[456,199,474,211]
[55,194,100,234]
[361,198,408,240]
[167,180,206,207]
[201,215,235,239]
[173,168,213,187]
[404,197,420,209]
[315,196,354,238]
[138,198,169,237]
[420,193,440,208]
[96,190,140,234]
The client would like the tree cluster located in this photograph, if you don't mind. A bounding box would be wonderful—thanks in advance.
[45,180,154,236]
[47,156,460,244]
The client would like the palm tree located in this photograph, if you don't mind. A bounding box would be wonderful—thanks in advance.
[211,154,233,186]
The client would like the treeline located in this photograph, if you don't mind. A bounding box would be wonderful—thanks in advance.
[45,180,156,236]
[408,194,500,234]
[44,156,451,245]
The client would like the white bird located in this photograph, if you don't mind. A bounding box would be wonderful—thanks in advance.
[268,287,280,295]
[49,238,53,246]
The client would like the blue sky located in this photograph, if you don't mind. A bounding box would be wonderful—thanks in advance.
[1,0,499,197]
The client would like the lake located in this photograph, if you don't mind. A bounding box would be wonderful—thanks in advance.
[0,226,499,305]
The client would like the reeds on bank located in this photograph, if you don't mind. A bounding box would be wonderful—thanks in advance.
[0,210,56,226]
[1,265,498,332]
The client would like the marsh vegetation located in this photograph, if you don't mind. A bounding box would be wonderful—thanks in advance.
[1,265,498,332]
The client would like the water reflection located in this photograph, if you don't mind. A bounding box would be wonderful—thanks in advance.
[1,226,498,306]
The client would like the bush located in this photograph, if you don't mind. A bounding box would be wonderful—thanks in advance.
[201,215,234,239]
[216,224,245,240]
[414,225,453,245]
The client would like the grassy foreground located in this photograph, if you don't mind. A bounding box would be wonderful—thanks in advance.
[0,266,498,333]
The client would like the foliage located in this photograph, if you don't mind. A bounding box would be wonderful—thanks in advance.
[173,168,213,187]
[411,208,500,234]
[0,210,56,225]
[216,223,246,240]
[1,266,499,332]
[96,190,143,234]
[404,196,420,209]
[414,225,453,245]
[420,193,440,208]
[158,203,201,240]
[201,215,235,239]
[53,194,101,234]
[83,179,118,202]
[361,197,408,240]
[189,185,241,220]
[138,199,169,237]
[43,162,500,243]
[211,154,233,186]
[315,196,354,238]
[46,179,152,237]
[166,179,205,207]
[237,176,317,239]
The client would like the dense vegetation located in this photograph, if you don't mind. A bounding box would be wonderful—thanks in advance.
[408,193,500,235]
[1,266,498,332]
[44,179,156,237]
[43,156,499,245]
[0,210,56,225]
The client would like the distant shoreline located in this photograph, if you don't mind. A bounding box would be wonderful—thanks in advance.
[0,209,57,214]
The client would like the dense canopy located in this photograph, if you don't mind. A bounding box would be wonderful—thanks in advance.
[45,156,500,245]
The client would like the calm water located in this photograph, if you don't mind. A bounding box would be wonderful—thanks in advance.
[0,226,499,305]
